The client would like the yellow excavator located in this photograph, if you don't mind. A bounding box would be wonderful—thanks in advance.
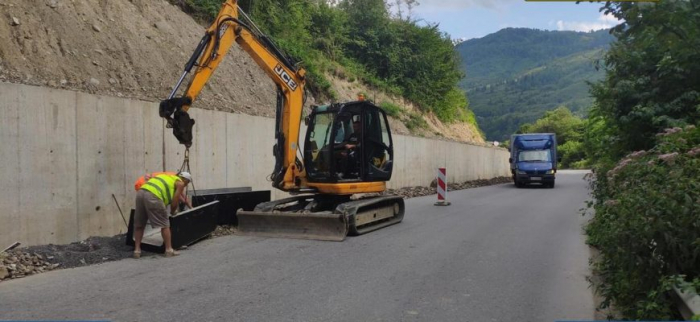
[159,0,404,241]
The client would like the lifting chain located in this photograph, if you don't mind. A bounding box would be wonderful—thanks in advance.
[177,147,197,198]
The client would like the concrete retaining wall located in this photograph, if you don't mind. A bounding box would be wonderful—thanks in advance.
[0,82,510,247]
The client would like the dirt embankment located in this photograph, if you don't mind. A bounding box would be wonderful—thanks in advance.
[328,75,485,144]
[0,0,484,144]
[0,0,277,116]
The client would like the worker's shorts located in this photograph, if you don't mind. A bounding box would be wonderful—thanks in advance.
[134,189,170,229]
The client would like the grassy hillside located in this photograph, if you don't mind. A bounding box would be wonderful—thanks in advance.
[176,0,482,141]
[456,28,613,141]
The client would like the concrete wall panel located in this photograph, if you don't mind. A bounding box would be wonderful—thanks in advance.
[0,83,21,245]
[17,85,78,245]
[76,92,130,239]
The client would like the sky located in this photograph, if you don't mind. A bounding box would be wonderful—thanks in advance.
[402,0,620,40]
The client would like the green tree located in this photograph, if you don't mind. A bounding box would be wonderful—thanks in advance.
[590,0,700,158]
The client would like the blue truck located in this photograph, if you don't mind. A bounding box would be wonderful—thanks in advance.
[509,133,560,188]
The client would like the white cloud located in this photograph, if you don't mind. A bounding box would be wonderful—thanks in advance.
[556,12,621,32]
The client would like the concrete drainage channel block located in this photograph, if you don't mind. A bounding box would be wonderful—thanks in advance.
[125,201,219,253]
[190,188,271,225]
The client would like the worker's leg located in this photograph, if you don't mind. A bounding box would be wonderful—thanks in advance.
[133,190,149,255]
[161,227,173,251]
[143,192,175,255]
[134,227,144,252]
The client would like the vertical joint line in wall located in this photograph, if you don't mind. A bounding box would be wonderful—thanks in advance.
[15,88,22,241]
[225,115,228,186]
[74,91,80,241]
[162,118,166,172]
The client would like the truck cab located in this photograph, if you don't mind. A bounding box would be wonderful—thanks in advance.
[509,133,559,188]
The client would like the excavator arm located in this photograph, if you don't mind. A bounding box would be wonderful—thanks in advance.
[160,0,307,191]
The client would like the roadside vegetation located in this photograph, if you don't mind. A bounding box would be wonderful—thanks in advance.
[581,1,700,319]
[173,0,478,127]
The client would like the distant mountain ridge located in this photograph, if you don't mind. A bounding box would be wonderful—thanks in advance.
[456,28,614,141]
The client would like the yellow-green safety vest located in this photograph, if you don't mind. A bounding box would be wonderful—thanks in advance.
[140,174,180,205]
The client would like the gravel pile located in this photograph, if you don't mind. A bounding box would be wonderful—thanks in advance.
[0,235,139,283]
[386,176,512,199]
[23,236,137,270]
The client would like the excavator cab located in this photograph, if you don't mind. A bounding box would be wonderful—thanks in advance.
[304,101,394,184]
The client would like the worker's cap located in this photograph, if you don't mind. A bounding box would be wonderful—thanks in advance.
[178,171,192,182]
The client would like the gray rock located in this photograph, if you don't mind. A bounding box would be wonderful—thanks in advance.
[10,17,20,26]
[0,266,8,279]
[92,24,101,32]
[154,21,168,30]
[430,179,437,188]
[88,77,100,86]
[47,0,58,8]
[108,78,117,85]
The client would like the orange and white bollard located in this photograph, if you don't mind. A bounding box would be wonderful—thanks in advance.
[434,167,451,206]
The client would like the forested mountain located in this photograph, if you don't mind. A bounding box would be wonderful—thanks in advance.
[456,28,614,141]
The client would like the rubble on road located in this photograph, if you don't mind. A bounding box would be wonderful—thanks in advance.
[386,176,512,199]
[212,225,236,237]
[0,250,59,281]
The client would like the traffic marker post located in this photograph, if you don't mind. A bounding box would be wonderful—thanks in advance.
[434,167,451,206]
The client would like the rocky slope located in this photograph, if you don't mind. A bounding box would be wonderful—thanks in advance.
[0,0,277,115]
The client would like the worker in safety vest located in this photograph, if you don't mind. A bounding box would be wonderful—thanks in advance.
[133,172,192,258]
[134,171,192,209]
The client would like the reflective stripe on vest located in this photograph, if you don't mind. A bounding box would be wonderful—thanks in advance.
[140,174,179,205]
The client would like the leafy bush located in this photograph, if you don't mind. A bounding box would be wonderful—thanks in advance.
[558,140,585,168]
[405,112,428,132]
[379,102,402,118]
[586,125,700,319]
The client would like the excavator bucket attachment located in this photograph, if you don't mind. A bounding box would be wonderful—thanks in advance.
[237,211,349,241]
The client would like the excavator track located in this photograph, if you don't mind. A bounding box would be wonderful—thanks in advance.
[237,195,404,241]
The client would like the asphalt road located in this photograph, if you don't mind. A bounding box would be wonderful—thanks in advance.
[0,170,594,322]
